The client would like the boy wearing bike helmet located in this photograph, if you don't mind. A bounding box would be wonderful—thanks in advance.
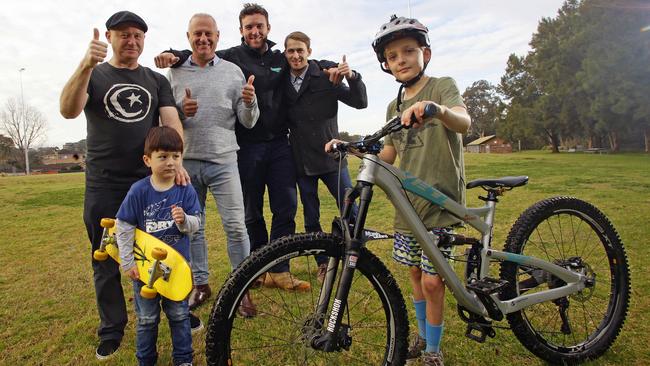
[373,15,471,366]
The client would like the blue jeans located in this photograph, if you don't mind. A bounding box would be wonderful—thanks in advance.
[237,138,297,273]
[184,159,250,284]
[297,168,358,265]
[133,281,193,366]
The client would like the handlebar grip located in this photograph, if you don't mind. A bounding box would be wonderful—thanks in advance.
[408,103,438,127]
[423,103,438,118]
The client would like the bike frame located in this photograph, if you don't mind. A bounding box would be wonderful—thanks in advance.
[349,154,589,317]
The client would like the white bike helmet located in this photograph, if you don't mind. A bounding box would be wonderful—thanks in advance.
[372,15,431,111]
[372,15,430,65]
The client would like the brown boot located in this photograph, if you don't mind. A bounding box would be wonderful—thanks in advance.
[238,291,257,318]
[250,273,266,289]
[263,271,311,291]
[188,284,212,310]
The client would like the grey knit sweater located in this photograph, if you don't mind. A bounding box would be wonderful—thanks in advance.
[167,56,259,164]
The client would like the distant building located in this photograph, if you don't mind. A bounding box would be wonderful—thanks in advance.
[63,139,86,152]
[41,148,85,166]
[466,135,512,153]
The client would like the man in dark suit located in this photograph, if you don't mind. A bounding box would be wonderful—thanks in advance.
[283,31,367,281]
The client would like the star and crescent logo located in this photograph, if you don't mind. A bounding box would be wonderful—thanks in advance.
[103,83,152,123]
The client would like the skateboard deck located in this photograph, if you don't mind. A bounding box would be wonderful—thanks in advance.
[96,218,193,301]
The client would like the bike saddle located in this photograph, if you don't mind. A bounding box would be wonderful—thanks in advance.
[466,176,529,190]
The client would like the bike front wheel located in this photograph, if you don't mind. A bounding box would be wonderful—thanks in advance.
[500,197,630,364]
[206,232,409,366]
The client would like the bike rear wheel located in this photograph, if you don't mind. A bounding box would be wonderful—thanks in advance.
[500,197,630,364]
[206,232,409,366]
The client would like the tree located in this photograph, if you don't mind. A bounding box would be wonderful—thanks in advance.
[498,0,650,152]
[338,131,363,142]
[574,0,650,152]
[0,98,47,173]
[526,1,586,152]
[462,80,502,140]
[498,54,546,150]
[0,134,12,160]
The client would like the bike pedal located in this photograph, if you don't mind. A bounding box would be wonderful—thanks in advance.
[466,277,508,295]
[467,278,508,321]
[465,322,495,343]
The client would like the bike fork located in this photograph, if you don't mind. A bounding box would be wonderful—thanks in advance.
[312,182,373,352]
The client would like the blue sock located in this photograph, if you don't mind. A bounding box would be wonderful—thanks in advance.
[425,321,444,353]
[413,299,426,338]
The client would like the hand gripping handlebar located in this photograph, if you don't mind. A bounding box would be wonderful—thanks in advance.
[333,103,438,153]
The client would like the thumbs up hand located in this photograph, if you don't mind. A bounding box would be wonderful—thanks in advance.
[83,28,108,69]
[242,75,256,106]
[183,88,198,117]
[338,55,354,80]
[154,52,180,69]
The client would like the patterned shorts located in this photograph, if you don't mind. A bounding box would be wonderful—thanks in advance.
[392,228,453,275]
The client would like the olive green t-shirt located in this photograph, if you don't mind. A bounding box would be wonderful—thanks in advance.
[384,77,466,233]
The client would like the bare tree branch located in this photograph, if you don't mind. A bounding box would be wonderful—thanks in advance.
[0,98,48,171]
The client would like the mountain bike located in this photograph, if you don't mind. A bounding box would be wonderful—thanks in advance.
[205,106,630,365]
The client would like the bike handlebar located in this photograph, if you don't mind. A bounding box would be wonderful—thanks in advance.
[332,103,438,153]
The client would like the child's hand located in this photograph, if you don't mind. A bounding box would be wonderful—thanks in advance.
[124,265,139,280]
[401,101,440,128]
[171,204,186,225]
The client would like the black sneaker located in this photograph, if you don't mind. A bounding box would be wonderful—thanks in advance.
[189,312,203,334]
[95,339,120,360]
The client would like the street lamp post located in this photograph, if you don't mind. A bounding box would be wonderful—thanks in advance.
[19,67,29,175]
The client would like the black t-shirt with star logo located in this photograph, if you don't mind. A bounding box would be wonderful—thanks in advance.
[84,63,175,189]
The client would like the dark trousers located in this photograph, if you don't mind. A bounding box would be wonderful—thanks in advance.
[238,138,297,273]
[297,168,358,265]
[83,186,129,342]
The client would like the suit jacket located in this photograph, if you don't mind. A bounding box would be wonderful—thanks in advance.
[286,60,367,176]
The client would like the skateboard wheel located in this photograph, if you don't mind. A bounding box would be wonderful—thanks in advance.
[100,218,115,228]
[93,249,109,261]
[152,247,168,260]
[140,286,158,299]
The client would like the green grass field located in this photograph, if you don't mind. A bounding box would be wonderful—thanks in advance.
[0,151,648,365]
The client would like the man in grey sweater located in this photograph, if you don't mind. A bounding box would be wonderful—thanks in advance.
[167,13,260,317]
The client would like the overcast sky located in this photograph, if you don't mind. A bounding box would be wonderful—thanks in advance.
[0,0,566,147]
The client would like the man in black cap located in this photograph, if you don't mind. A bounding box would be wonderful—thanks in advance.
[60,10,188,360]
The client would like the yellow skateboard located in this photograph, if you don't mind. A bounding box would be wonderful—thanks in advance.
[93,218,193,301]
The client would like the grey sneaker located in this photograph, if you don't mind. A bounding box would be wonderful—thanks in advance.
[421,351,444,366]
[405,333,426,363]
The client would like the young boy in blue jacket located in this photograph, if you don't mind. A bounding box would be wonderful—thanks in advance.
[116,126,201,366]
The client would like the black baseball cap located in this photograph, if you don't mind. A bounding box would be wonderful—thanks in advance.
[106,11,148,33]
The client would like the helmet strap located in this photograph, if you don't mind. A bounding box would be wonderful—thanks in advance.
[396,84,405,112]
